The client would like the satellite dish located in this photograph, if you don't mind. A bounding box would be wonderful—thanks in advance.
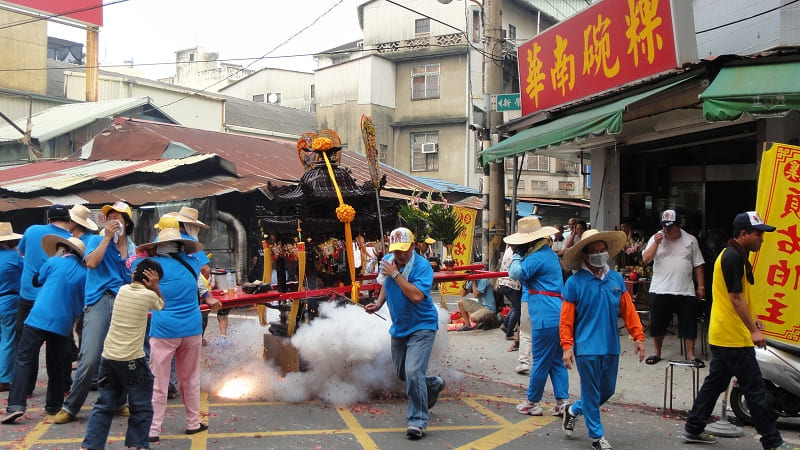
[437,0,453,3]
[267,93,279,104]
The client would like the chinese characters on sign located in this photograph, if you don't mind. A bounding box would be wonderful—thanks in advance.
[753,143,800,345]
[517,0,680,116]
[496,94,522,111]
[440,207,478,297]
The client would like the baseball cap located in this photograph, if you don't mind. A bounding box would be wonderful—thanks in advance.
[660,209,680,227]
[47,204,70,221]
[388,227,414,252]
[733,211,776,232]
[101,201,133,222]
[424,237,436,245]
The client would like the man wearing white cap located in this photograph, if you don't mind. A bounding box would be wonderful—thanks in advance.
[641,209,705,366]
[365,227,445,441]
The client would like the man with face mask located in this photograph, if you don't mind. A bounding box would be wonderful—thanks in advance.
[559,229,646,450]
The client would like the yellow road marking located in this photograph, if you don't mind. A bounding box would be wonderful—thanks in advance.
[14,414,54,450]
[190,390,211,450]
[336,407,379,449]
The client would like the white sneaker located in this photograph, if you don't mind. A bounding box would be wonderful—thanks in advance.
[515,363,530,374]
[550,399,568,416]
[516,400,544,415]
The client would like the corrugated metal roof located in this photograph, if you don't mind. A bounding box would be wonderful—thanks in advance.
[0,97,153,142]
[0,118,482,212]
[412,176,480,195]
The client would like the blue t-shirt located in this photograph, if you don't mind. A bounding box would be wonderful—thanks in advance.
[562,267,626,356]
[139,253,202,339]
[0,248,23,313]
[464,278,496,312]
[382,252,438,337]
[25,254,86,336]
[18,224,71,301]
[84,234,134,307]
[509,245,563,329]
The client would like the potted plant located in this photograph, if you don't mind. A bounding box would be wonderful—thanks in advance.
[426,203,465,269]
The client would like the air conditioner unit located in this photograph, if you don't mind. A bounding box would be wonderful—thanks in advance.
[421,143,438,154]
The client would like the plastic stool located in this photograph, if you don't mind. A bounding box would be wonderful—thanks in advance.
[663,359,701,414]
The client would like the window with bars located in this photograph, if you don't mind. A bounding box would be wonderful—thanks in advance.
[508,24,516,41]
[504,154,549,171]
[411,64,440,100]
[531,180,547,190]
[415,18,430,34]
[411,132,439,171]
[472,11,481,42]
[379,144,387,163]
[558,181,575,191]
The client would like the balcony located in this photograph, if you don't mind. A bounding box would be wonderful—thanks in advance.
[374,33,469,60]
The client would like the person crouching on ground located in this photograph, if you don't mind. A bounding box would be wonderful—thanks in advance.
[365,227,445,441]
[2,236,86,424]
[456,278,497,331]
[81,258,165,450]
[504,217,569,417]
[559,229,646,450]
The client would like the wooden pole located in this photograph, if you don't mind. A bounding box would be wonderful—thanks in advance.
[85,26,99,102]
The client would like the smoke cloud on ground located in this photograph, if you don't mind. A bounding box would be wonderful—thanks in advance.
[201,302,454,405]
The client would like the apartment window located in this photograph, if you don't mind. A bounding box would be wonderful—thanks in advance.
[558,181,575,191]
[557,159,578,173]
[472,11,481,42]
[252,94,264,103]
[379,144,388,163]
[411,64,440,100]
[508,24,516,41]
[189,53,194,62]
[415,18,430,34]
[531,180,547,190]
[411,132,438,171]
[524,154,549,172]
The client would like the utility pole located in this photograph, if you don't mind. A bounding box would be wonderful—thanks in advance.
[484,0,505,271]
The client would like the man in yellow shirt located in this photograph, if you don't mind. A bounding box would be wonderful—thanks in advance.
[682,212,793,450]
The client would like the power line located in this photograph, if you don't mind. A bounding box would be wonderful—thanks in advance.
[0,0,128,30]
[696,0,800,34]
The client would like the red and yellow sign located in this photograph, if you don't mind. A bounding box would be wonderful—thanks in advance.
[517,0,682,116]
[752,142,800,346]
[440,207,478,296]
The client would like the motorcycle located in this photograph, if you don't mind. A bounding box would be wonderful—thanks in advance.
[730,339,800,425]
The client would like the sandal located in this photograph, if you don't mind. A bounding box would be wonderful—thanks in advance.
[692,357,705,368]
[508,341,519,352]
[645,355,662,365]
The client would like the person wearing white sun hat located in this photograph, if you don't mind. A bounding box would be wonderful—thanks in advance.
[503,217,570,418]
[559,229,646,450]
[0,223,23,393]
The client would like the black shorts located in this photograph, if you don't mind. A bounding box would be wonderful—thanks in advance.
[216,308,231,317]
[648,293,698,339]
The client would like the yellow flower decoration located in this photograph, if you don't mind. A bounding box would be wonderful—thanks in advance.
[336,204,356,223]
[312,137,333,151]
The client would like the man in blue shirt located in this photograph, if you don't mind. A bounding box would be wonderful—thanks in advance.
[16,204,72,395]
[2,236,86,424]
[366,227,445,441]
[0,223,23,393]
[56,201,135,424]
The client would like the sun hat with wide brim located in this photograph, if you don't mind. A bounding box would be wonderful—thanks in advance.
[0,222,23,242]
[155,206,208,229]
[424,237,436,245]
[69,204,99,231]
[503,216,558,245]
[42,234,86,259]
[561,229,627,271]
[136,226,204,255]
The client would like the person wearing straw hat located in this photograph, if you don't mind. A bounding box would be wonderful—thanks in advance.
[2,236,86,424]
[157,206,208,241]
[81,258,165,450]
[559,229,646,450]
[16,205,72,397]
[56,201,136,425]
[503,217,569,417]
[682,212,791,449]
[0,223,23,393]
[134,223,208,441]
[68,204,99,243]
[365,227,445,441]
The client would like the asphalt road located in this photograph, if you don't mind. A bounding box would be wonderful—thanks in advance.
[2,301,799,449]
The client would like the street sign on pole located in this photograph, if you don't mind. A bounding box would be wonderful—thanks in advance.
[494,93,521,111]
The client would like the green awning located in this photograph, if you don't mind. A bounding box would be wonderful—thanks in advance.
[700,62,800,122]
[480,80,682,164]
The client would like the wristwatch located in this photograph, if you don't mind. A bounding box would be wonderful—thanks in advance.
[391,270,400,279]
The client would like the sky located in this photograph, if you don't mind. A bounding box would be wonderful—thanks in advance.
[48,0,365,80]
